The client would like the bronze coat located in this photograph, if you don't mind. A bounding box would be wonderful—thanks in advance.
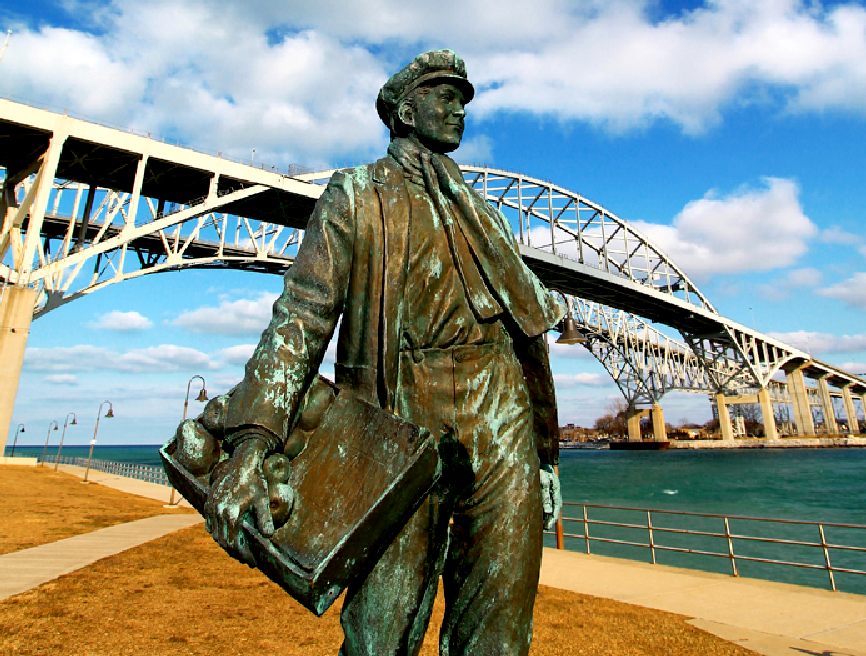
[223,156,561,465]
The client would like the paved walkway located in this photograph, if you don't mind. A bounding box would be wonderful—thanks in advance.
[0,514,203,600]
[541,546,866,656]
[3,463,865,656]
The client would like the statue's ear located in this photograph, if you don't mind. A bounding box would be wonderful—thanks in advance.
[397,100,414,129]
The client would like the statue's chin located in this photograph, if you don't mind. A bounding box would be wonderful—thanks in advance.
[415,134,462,154]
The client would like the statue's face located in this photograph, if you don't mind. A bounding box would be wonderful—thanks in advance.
[402,82,466,153]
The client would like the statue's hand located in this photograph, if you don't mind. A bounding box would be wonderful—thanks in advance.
[539,464,562,531]
[204,436,274,565]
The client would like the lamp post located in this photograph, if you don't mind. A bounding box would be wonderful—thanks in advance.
[168,375,208,505]
[53,412,78,471]
[39,420,59,466]
[83,400,113,483]
[182,375,208,420]
[8,423,24,457]
[556,293,588,345]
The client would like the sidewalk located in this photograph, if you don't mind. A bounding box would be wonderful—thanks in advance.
[4,463,865,656]
[540,547,866,656]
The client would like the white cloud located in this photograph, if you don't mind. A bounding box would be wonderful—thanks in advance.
[174,292,278,336]
[819,272,866,309]
[471,1,866,133]
[632,178,816,277]
[453,135,494,165]
[554,372,607,387]
[757,267,822,301]
[219,344,257,365]
[3,1,866,165]
[44,374,78,384]
[766,330,866,355]
[820,225,861,245]
[530,177,816,279]
[89,310,153,331]
[549,340,593,360]
[25,343,216,373]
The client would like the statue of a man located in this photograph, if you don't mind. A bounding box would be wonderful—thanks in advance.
[205,49,565,655]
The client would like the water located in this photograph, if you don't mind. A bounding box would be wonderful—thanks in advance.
[549,447,866,594]
[5,444,165,467]
[7,442,866,593]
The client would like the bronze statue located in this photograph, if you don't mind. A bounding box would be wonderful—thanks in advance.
[196,49,565,656]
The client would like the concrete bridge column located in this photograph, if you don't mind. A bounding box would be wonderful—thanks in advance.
[817,376,837,434]
[715,393,734,441]
[627,408,649,442]
[651,403,667,442]
[786,368,815,436]
[842,385,859,435]
[757,387,778,440]
[0,286,37,454]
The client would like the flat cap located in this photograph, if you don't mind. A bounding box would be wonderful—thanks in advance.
[377,49,475,128]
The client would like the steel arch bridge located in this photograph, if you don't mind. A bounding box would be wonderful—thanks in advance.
[2,97,866,447]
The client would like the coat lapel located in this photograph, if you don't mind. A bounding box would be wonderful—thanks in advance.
[372,158,411,411]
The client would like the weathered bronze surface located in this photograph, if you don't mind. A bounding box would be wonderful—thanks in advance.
[170,48,566,655]
[161,377,440,615]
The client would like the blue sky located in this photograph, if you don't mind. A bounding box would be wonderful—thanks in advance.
[3,0,866,444]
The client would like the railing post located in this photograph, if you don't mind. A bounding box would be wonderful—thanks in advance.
[819,524,836,591]
[647,510,656,564]
[583,505,591,554]
[724,516,739,577]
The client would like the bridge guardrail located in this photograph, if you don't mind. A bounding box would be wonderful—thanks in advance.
[51,455,170,486]
[547,502,866,593]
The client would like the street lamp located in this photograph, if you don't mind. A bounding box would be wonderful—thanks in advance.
[39,420,59,466]
[83,400,114,483]
[556,293,588,345]
[168,375,208,505]
[53,412,78,471]
[8,423,24,457]
[182,375,208,420]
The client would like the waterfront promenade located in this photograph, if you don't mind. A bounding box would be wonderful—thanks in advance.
[1,462,865,655]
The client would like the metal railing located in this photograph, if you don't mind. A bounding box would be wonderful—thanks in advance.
[52,455,169,486]
[551,502,866,593]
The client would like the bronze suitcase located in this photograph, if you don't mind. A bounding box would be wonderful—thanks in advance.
[160,382,440,616]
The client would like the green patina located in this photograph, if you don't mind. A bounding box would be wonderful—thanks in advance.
[170,49,565,656]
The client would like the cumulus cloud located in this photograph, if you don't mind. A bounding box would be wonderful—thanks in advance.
[89,310,153,331]
[529,178,816,279]
[766,330,866,355]
[553,372,608,387]
[174,292,278,336]
[25,343,216,373]
[3,1,866,164]
[819,272,866,309]
[632,178,816,277]
[44,374,78,384]
[471,1,866,133]
[218,344,257,365]
[757,267,822,301]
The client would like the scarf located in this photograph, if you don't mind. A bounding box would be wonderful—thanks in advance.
[387,137,564,337]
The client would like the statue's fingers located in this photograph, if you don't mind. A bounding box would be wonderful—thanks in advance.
[252,493,275,537]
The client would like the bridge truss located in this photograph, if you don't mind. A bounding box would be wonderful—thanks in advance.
[2,97,866,447]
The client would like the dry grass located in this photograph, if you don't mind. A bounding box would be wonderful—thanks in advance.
[0,465,193,554]
[0,465,757,655]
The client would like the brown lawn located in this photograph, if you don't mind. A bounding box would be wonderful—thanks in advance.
[0,465,193,555]
[0,465,756,655]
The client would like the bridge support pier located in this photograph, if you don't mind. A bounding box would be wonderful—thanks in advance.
[715,393,734,441]
[786,367,815,436]
[0,286,37,454]
[651,403,667,441]
[757,387,778,440]
[817,375,837,434]
[626,409,645,442]
[842,385,859,434]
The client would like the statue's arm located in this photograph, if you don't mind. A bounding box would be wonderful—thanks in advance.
[205,172,356,563]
